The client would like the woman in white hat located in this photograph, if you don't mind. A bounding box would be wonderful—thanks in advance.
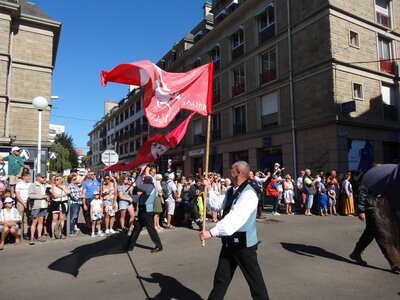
[0,197,21,250]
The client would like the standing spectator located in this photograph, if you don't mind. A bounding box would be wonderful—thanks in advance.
[296,170,306,213]
[273,162,284,176]
[90,191,104,237]
[0,159,8,183]
[283,174,295,215]
[327,182,339,216]
[82,171,100,233]
[126,166,163,253]
[327,170,340,213]
[49,176,69,239]
[28,173,49,244]
[67,175,83,236]
[153,174,164,232]
[0,146,26,198]
[15,171,31,240]
[101,175,117,235]
[0,197,21,250]
[180,176,192,228]
[188,178,203,230]
[342,172,355,216]
[303,169,318,216]
[318,176,329,216]
[266,174,280,215]
[165,173,178,229]
[117,176,135,233]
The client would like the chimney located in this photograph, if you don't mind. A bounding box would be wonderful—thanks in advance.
[104,100,118,115]
[203,2,212,18]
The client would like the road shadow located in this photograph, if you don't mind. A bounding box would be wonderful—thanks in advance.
[48,233,152,277]
[137,272,203,300]
[280,242,392,273]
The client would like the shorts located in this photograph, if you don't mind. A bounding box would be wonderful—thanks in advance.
[0,224,19,231]
[165,201,175,215]
[50,201,67,214]
[118,200,132,211]
[329,197,336,206]
[30,208,48,218]
[92,211,102,220]
[103,200,116,217]
[9,175,19,185]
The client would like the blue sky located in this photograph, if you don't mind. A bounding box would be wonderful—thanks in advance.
[32,0,208,153]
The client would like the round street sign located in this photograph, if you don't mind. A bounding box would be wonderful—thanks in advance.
[101,150,119,166]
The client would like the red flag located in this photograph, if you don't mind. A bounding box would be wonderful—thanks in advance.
[101,60,213,128]
[100,113,195,172]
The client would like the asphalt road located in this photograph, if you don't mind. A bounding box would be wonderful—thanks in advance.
[0,214,398,300]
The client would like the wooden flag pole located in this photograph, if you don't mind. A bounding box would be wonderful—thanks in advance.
[202,113,212,247]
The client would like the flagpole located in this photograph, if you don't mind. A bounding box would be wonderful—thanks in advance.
[202,113,212,247]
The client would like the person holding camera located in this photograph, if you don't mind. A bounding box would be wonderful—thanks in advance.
[28,173,50,245]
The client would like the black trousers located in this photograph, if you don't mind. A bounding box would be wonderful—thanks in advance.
[127,208,162,250]
[208,245,269,300]
[353,209,395,267]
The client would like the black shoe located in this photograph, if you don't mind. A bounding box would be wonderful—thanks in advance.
[150,247,163,253]
[391,266,400,274]
[123,244,134,251]
[23,234,30,240]
[349,252,367,266]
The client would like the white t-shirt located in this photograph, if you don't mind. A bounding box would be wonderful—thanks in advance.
[166,180,177,202]
[90,199,103,213]
[16,181,31,202]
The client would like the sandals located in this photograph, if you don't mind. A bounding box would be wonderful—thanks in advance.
[37,236,46,242]
[29,240,35,245]
[166,225,175,230]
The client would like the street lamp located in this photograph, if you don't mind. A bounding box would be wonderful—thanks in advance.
[32,96,48,174]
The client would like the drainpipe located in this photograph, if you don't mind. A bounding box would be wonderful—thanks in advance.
[5,22,16,138]
[287,0,298,176]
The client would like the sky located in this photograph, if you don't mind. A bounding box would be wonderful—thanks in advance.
[32,0,208,153]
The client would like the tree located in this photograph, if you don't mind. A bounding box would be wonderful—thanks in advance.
[48,142,72,172]
[54,132,78,168]
[80,154,91,168]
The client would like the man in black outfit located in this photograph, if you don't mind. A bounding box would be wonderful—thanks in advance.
[350,163,400,274]
[126,166,163,253]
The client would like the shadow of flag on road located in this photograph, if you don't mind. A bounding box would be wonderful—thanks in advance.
[48,233,131,277]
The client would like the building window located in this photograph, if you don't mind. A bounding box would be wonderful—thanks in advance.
[233,105,246,134]
[194,30,203,43]
[125,110,129,120]
[212,79,221,105]
[130,142,134,152]
[382,84,398,121]
[261,91,279,127]
[260,48,277,85]
[193,58,202,69]
[193,119,204,144]
[214,9,226,25]
[226,0,238,14]
[135,99,141,113]
[212,112,221,141]
[230,27,244,60]
[135,138,141,151]
[375,0,390,27]
[130,105,134,116]
[378,37,394,73]
[232,65,245,96]
[209,45,220,71]
[120,114,123,123]
[230,150,249,164]
[349,30,359,48]
[258,3,275,44]
[352,83,363,99]
[116,115,120,125]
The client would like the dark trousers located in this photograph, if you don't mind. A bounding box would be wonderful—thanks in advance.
[353,209,395,267]
[127,208,162,250]
[83,198,92,229]
[266,195,279,213]
[208,245,269,300]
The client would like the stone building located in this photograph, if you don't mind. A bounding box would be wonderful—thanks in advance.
[0,0,61,170]
[91,0,399,177]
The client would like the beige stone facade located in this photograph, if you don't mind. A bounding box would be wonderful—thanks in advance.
[0,0,60,170]
[90,0,399,177]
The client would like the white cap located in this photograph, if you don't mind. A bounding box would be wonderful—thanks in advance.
[11,146,21,152]
[168,173,175,180]
[4,197,14,203]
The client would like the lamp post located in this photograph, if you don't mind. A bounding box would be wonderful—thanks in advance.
[32,96,48,174]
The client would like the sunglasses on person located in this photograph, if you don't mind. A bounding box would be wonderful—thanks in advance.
[104,177,110,180]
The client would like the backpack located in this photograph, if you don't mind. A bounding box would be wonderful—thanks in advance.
[161,181,169,200]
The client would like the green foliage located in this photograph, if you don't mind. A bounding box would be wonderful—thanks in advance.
[80,155,90,168]
[48,142,72,172]
[54,133,78,168]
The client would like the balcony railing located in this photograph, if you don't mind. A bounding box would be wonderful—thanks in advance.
[261,112,279,128]
[194,134,205,145]
[259,24,275,44]
[383,104,398,121]
[376,12,390,27]
[260,68,277,85]
[231,44,244,60]
[379,59,394,73]
[232,83,245,96]
[213,59,220,71]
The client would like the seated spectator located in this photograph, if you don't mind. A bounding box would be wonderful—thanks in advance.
[0,197,21,250]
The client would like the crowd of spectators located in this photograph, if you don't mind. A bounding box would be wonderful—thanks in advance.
[0,147,365,250]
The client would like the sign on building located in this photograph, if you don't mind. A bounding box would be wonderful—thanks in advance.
[101,150,119,166]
